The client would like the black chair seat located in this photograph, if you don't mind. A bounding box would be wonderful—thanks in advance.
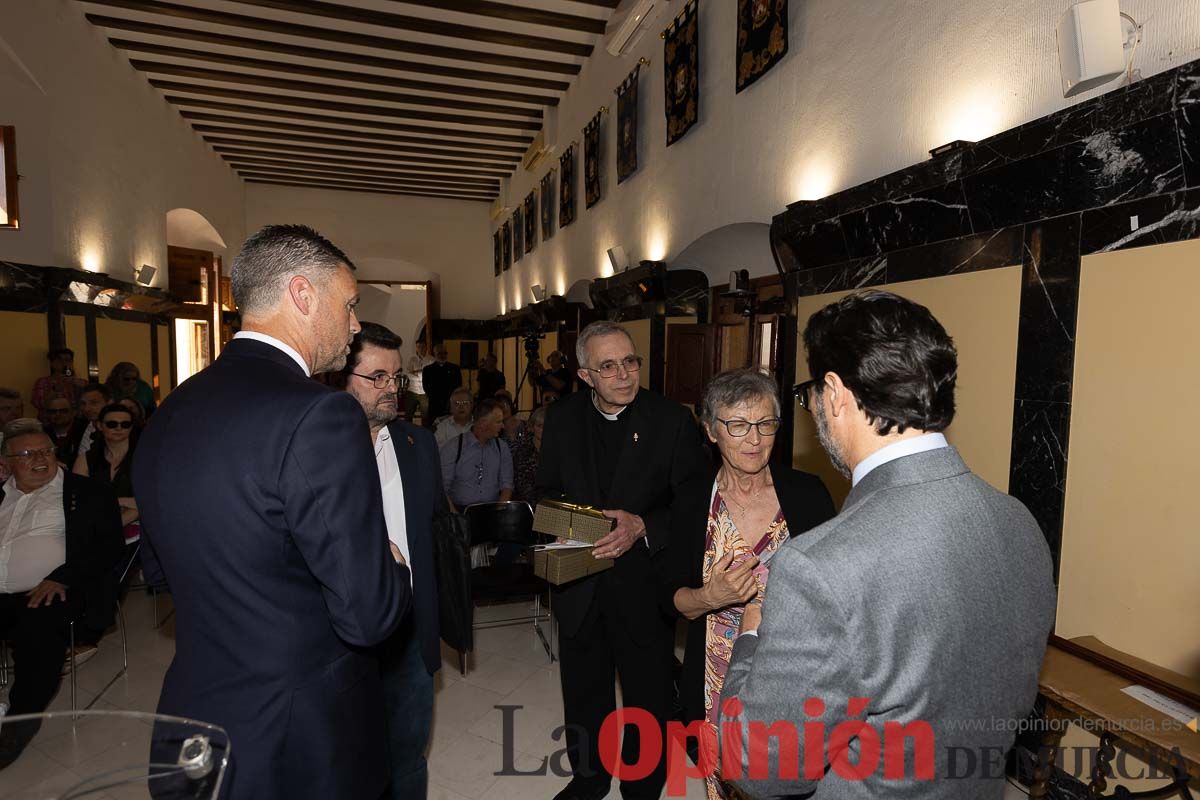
[472,563,544,599]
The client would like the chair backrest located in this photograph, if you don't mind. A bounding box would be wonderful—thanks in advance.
[464,501,535,547]
[117,541,142,584]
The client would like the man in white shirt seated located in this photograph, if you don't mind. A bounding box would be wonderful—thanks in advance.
[0,419,124,768]
[340,323,443,800]
[433,386,474,447]
[403,340,435,426]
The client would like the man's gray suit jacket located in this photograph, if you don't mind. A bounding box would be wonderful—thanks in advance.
[718,445,1056,799]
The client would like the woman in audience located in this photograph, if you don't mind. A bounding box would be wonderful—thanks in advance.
[495,394,525,446]
[117,396,146,430]
[662,369,835,800]
[512,405,546,503]
[105,362,156,417]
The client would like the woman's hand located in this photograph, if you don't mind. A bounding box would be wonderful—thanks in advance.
[701,551,760,611]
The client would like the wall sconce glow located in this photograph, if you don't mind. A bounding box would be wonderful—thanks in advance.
[791,160,838,202]
[645,231,668,262]
[554,271,566,296]
[80,251,101,273]
[938,86,1005,149]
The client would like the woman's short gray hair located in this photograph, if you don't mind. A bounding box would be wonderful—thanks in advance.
[575,321,634,369]
[529,405,547,427]
[1,418,46,454]
[700,369,781,428]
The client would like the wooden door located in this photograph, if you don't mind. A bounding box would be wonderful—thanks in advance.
[665,324,716,406]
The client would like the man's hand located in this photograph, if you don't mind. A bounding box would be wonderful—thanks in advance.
[592,509,646,560]
[739,601,762,635]
[389,542,407,566]
[27,580,67,608]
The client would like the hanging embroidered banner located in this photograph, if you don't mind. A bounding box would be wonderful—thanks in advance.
[737,0,788,92]
[501,222,512,271]
[663,0,700,146]
[559,145,577,228]
[540,171,555,241]
[584,111,603,209]
[493,230,501,277]
[512,207,524,261]
[524,191,537,253]
[616,64,641,183]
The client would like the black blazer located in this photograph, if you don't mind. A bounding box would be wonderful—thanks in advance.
[384,418,442,675]
[661,461,835,726]
[133,338,410,800]
[0,471,124,629]
[536,388,709,643]
[422,361,463,419]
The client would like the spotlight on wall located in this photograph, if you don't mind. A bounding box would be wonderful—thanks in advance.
[1057,0,1125,98]
[530,284,546,303]
[607,246,629,273]
[929,140,973,159]
[134,264,157,286]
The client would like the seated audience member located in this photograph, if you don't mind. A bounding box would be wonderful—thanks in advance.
[0,419,124,767]
[105,362,156,418]
[512,405,546,503]
[717,291,1056,798]
[72,383,111,458]
[31,348,85,423]
[476,353,506,400]
[116,397,146,430]
[0,389,24,482]
[422,345,462,428]
[439,398,513,514]
[433,387,474,447]
[534,350,573,396]
[43,395,80,466]
[661,369,834,799]
[495,395,525,446]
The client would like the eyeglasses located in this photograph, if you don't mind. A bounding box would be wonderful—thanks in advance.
[103,420,134,429]
[793,379,819,414]
[585,355,642,379]
[6,447,55,461]
[350,372,406,390]
[452,399,473,408]
[715,417,781,437]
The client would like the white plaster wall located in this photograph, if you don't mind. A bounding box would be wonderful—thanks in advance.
[0,0,245,287]
[497,0,1200,316]
[243,183,495,318]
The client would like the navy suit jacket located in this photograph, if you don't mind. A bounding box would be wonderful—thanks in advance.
[384,418,441,674]
[133,338,410,800]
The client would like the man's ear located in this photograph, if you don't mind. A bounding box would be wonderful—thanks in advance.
[577,368,594,389]
[824,372,852,418]
[288,275,316,316]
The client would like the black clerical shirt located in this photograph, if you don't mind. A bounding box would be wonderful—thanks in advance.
[589,395,631,507]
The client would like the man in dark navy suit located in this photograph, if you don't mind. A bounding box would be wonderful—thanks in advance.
[133,225,410,800]
[340,321,442,800]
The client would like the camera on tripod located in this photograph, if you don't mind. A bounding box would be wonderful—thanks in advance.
[522,332,545,364]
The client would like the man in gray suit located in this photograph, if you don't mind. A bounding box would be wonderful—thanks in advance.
[717,291,1055,798]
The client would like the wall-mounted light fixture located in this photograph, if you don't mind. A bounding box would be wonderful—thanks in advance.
[929,140,974,159]
[134,264,157,286]
[530,284,546,303]
[607,246,628,273]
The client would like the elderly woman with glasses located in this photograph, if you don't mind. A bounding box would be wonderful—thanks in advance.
[662,368,835,800]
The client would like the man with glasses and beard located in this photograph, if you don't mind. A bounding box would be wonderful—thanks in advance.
[537,320,708,800]
[717,291,1055,799]
[340,322,442,800]
[133,225,410,800]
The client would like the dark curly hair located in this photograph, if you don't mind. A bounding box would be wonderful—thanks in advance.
[802,291,957,435]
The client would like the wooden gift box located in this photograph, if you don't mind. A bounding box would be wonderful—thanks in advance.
[532,499,615,544]
[532,547,613,586]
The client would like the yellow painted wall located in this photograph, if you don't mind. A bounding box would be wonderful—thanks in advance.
[793,267,1022,507]
[1057,239,1200,680]
[96,318,152,386]
[65,315,87,379]
[156,322,172,397]
[625,318,652,389]
[0,311,49,407]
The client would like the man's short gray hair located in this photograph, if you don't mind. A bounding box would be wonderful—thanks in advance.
[700,369,781,429]
[2,418,46,454]
[576,321,635,369]
[232,224,355,315]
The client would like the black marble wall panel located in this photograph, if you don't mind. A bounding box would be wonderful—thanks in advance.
[1079,186,1200,254]
[841,181,973,258]
[1013,215,1082,405]
[1178,66,1199,188]
[1009,400,1073,577]
[788,255,887,297]
[885,226,1025,283]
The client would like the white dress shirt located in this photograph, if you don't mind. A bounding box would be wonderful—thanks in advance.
[851,432,950,487]
[434,417,472,447]
[233,331,311,376]
[374,428,411,585]
[0,468,67,593]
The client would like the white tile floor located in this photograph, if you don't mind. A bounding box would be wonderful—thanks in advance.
[0,592,1029,799]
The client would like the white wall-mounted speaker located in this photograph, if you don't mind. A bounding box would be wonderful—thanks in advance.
[1057,0,1125,98]
[134,264,157,286]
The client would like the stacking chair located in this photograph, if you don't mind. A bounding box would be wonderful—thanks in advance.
[462,501,554,674]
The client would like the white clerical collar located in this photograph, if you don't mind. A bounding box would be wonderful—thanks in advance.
[233,331,311,376]
[591,391,628,421]
[851,432,949,486]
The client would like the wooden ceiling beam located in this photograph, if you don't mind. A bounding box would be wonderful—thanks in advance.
[90,16,571,91]
[151,80,541,131]
[384,0,607,35]
[180,110,526,154]
[135,61,543,118]
[242,176,496,203]
[224,158,500,189]
[114,40,559,106]
[203,134,513,172]
[168,98,532,146]
[192,124,520,163]
[79,0,581,74]
[225,0,593,57]
[212,144,511,178]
